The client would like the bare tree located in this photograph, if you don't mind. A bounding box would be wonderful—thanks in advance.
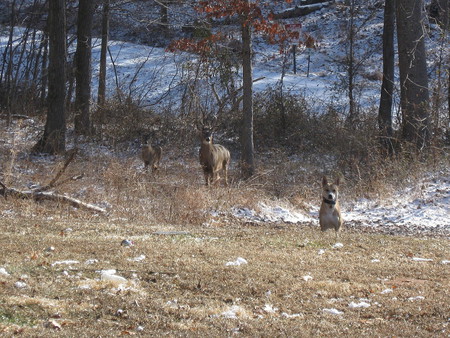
[396,0,430,149]
[33,0,66,154]
[74,0,94,135]
[378,0,396,154]
[240,4,255,179]
[97,0,110,109]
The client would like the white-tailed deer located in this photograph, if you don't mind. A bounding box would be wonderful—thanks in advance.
[199,126,230,186]
[141,141,162,173]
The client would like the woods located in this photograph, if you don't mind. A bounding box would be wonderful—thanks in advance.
[0,0,449,168]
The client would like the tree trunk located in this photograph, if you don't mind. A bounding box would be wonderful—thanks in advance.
[74,0,94,135]
[378,0,396,154]
[429,0,449,27]
[97,0,109,109]
[240,17,255,178]
[160,0,169,27]
[347,1,356,125]
[33,0,66,154]
[396,0,430,149]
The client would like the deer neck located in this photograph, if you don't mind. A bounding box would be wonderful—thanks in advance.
[201,141,214,152]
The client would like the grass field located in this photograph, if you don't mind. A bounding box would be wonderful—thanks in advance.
[1,201,449,336]
[1,120,449,336]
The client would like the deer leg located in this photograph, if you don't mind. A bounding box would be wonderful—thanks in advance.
[223,166,228,187]
[204,171,210,186]
[212,170,220,186]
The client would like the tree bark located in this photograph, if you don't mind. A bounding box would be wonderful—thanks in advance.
[378,0,395,154]
[74,0,94,135]
[347,0,356,125]
[240,16,255,178]
[33,0,66,154]
[396,0,430,149]
[97,0,109,109]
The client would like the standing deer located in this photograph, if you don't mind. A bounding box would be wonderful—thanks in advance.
[141,140,162,173]
[199,126,230,186]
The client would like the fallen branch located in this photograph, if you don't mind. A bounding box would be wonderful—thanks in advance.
[36,148,78,192]
[0,182,107,214]
[271,2,331,20]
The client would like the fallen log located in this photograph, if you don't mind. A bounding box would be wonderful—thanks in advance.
[271,2,331,20]
[0,182,107,214]
[0,149,106,214]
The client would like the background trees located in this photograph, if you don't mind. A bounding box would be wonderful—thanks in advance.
[0,0,447,161]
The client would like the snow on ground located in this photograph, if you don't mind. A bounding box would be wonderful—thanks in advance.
[345,173,450,231]
[233,169,450,237]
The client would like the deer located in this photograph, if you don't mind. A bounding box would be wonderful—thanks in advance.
[141,138,162,173]
[199,126,230,187]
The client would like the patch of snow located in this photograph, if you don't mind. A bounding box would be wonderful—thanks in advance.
[281,312,303,318]
[302,275,313,281]
[100,271,127,283]
[263,304,278,314]
[128,255,146,262]
[98,269,117,275]
[85,259,99,265]
[323,308,344,315]
[345,173,450,235]
[232,202,313,224]
[226,257,248,266]
[14,281,27,288]
[0,267,10,276]
[381,288,393,294]
[318,249,326,255]
[51,260,80,267]
[408,296,425,301]
[221,305,244,319]
[332,242,344,248]
[348,301,370,308]
[411,257,433,262]
[77,284,91,290]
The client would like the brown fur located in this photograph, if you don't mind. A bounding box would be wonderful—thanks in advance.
[141,144,162,172]
[319,176,343,236]
[199,127,230,186]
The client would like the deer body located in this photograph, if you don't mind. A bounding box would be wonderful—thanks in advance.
[141,144,162,172]
[199,128,230,186]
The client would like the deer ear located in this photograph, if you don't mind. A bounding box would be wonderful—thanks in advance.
[322,176,328,186]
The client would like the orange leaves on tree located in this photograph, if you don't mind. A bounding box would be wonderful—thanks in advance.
[169,0,301,57]
[167,34,223,60]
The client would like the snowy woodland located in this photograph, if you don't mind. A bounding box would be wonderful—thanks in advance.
[0,0,449,335]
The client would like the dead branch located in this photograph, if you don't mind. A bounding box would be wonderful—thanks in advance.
[271,2,331,20]
[0,180,106,214]
[36,148,78,192]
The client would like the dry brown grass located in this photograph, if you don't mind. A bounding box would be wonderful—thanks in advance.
[0,148,449,337]
[1,116,449,336]
[0,216,448,337]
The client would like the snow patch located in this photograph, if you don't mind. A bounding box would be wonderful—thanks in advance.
[226,257,248,266]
